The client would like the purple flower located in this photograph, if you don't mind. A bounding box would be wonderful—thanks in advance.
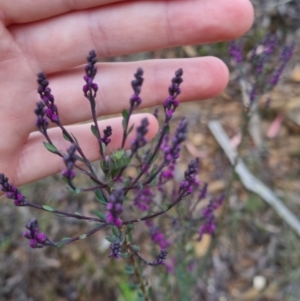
[269,63,285,87]
[37,73,59,123]
[101,126,112,146]
[255,55,266,74]
[131,118,149,152]
[106,189,124,227]
[163,69,183,120]
[169,68,183,97]
[269,42,294,87]
[250,35,277,74]
[160,134,170,154]
[179,158,199,196]
[199,216,216,235]
[83,50,98,97]
[62,144,77,186]
[133,187,153,211]
[197,183,208,201]
[0,174,26,206]
[199,194,225,238]
[229,40,243,63]
[109,241,122,259]
[162,118,188,164]
[153,249,168,266]
[279,42,294,62]
[160,162,175,181]
[151,231,170,249]
[130,68,144,109]
[262,34,278,55]
[202,194,224,217]
[146,223,170,249]
[34,101,48,132]
[23,219,50,248]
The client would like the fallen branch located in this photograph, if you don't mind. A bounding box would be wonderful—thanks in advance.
[208,120,300,237]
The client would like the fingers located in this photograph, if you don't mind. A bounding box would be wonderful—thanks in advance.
[10,0,254,73]
[28,57,229,131]
[0,0,126,24]
[14,113,158,187]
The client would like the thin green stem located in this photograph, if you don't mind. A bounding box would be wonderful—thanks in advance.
[125,235,150,301]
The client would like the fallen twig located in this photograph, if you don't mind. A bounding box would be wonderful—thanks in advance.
[208,119,300,237]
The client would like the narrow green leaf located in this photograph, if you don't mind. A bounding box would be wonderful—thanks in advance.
[124,179,131,188]
[137,291,145,301]
[95,190,107,205]
[122,109,129,131]
[137,295,145,301]
[127,123,135,136]
[120,233,125,245]
[112,226,120,237]
[43,142,57,154]
[122,109,129,119]
[74,212,81,216]
[165,124,170,134]
[152,151,160,163]
[149,178,157,186]
[93,210,106,220]
[55,213,65,217]
[128,283,141,290]
[128,231,133,243]
[67,186,76,193]
[131,245,140,252]
[101,142,106,154]
[56,237,71,247]
[120,252,128,259]
[141,212,151,219]
[66,184,80,193]
[149,165,158,177]
[144,152,153,164]
[79,234,87,240]
[55,242,64,248]
[163,203,171,211]
[61,237,71,243]
[43,205,54,212]
[63,132,71,142]
[91,124,99,138]
[61,177,68,185]
[148,287,154,299]
[126,223,135,234]
[75,188,81,194]
[105,236,118,243]
[100,160,107,174]
[125,265,134,275]
[76,156,85,163]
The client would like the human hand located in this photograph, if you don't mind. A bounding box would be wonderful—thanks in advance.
[0,0,253,187]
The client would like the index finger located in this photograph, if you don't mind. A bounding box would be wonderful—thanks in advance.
[10,0,254,74]
[0,0,126,24]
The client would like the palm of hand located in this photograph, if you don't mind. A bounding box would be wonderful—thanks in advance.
[0,0,253,188]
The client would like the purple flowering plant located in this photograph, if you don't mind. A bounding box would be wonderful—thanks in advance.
[0,51,223,272]
[229,34,294,105]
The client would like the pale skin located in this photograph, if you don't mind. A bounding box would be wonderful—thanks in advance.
[0,0,254,189]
